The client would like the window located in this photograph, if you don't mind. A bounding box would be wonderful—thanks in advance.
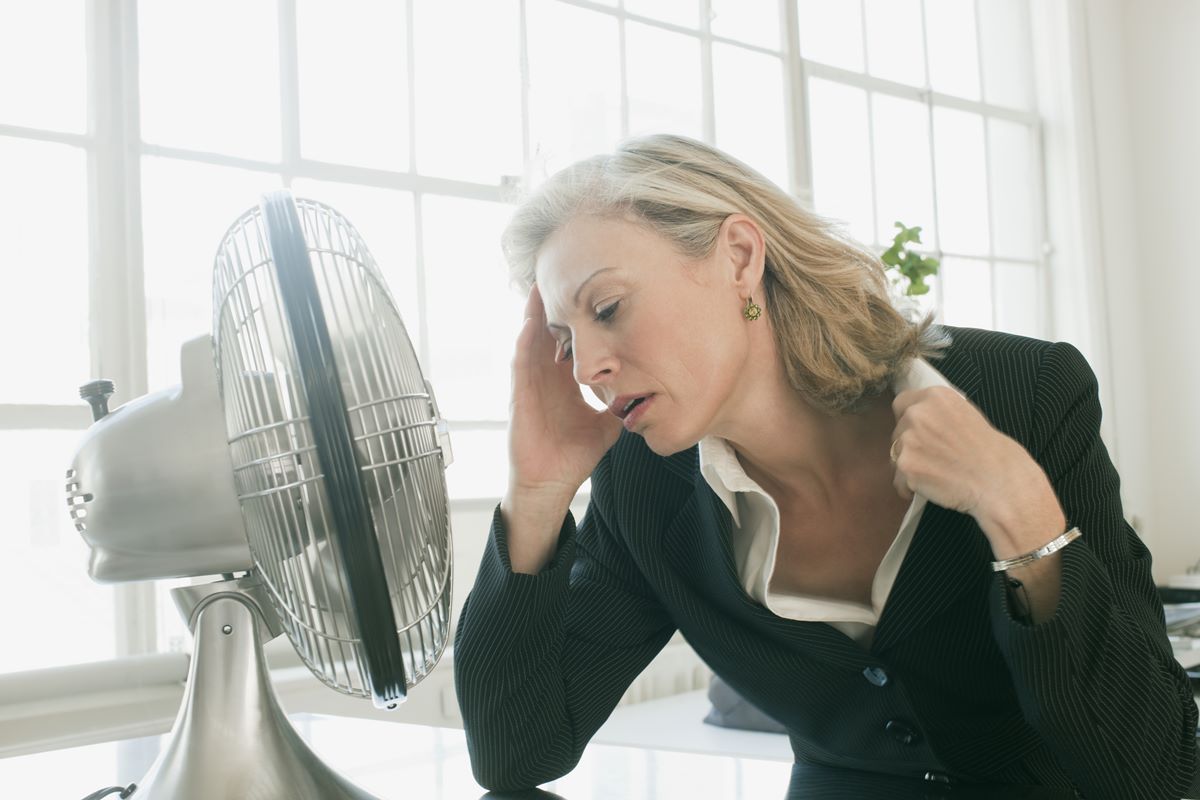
[2,0,1045,675]
[799,0,1044,335]
[0,1,118,674]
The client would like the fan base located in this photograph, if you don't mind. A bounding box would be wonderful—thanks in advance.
[132,591,379,799]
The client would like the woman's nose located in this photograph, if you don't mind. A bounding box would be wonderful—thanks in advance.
[571,336,617,387]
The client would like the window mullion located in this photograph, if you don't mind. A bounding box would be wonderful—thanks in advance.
[782,0,812,206]
[89,0,158,659]
[802,61,1038,127]
[406,0,430,372]
[974,0,998,328]
[617,5,629,139]
[405,0,418,175]
[917,0,946,321]
[699,0,715,143]
[89,0,146,402]
[278,0,301,182]
[1032,119,1052,337]
[518,0,531,168]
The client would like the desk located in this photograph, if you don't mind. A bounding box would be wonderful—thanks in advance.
[0,713,1095,800]
[4,715,791,799]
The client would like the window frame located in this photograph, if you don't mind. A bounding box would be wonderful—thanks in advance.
[792,0,1049,332]
[1,0,1056,667]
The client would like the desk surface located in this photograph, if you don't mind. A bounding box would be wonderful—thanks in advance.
[0,713,1095,800]
[3,714,790,800]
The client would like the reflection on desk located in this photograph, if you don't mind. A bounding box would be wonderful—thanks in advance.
[0,713,1085,799]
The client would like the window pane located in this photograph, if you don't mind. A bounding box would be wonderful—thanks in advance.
[443,428,508,500]
[526,0,622,177]
[156,578,195,655]
[924,0,980,100]
[864,0,925,86]
[625,0,699,29]
[806,78,873,244]
[988,119,1039,261]
[712,0,781,50]
[290,178,420,343]
[713,44,788,189]
[0,430,116,674]
[626,23,704,140]
[297,1,409,171]
[139,0,281,161]
[872,93,935,248]
[933,107,990,256]
[797,0,864,72]
[0,1,85,132]
[940,257,993,329]
[142,157,282,391]
[0,138,89,404]
[994,260,1040,337]
[978,0,1035,109]
[414,0,521,182]
[421,195,522,421]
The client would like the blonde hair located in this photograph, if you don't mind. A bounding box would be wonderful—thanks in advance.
[501,134,946,415]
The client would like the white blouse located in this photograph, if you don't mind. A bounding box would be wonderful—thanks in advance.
[697,358,958,646]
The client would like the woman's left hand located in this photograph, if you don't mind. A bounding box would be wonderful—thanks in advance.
[890,387,1066,560]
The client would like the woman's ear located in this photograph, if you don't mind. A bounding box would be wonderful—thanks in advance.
[719,213,766,294]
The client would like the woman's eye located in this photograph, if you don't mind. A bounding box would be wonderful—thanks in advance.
[594,301,619,323]
[555,302,616,363]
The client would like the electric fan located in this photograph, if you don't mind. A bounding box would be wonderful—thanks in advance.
[65,190,454,799]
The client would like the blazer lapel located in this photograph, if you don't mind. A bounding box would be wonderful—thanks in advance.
[871,346,991,653]
[869,503,992,653]
[661,468,872,671]
[658,337,994,665]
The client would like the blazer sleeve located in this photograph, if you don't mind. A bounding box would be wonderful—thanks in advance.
[452,453,677,792]
[988,341,1199,800]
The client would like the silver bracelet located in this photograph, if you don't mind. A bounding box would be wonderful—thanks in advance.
[990,527,1082,572]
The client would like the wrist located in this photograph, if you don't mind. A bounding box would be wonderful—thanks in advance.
[501,485,578,575]
[975,472,1066,560]
[503,481,579,519]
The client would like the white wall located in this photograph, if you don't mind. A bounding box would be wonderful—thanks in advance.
[1084,0,1200,580]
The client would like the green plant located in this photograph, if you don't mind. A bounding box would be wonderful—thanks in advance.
[880,221,939,296]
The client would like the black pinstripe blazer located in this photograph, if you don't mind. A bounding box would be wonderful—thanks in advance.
[454,326,1200,799]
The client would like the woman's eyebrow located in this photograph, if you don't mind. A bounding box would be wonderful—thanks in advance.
[546,267,618,330]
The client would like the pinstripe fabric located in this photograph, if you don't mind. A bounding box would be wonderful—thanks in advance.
[454,326,1200,799]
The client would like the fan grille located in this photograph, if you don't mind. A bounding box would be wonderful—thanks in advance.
[211,196,452,697]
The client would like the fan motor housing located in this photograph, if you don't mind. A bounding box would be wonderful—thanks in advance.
[67,335,253,582]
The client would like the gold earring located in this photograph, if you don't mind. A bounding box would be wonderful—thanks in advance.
[743,296,762,321]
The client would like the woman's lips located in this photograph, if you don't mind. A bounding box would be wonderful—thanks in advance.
[622,394,654,431]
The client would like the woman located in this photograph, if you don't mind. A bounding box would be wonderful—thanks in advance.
[453,134,1198,799]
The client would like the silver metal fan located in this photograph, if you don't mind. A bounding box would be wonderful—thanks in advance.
[66,190,453,799]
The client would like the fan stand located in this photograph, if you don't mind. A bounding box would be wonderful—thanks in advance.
[130,588,379,799]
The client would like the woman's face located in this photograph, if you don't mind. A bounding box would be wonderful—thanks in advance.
[534,214,758,456]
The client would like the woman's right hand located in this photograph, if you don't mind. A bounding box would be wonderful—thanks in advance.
[502,285,623,573]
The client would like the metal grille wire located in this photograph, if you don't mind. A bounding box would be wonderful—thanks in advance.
[211,196,452,697]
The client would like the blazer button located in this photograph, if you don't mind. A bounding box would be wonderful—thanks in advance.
[885,719,920,746]
[862,666,889,686]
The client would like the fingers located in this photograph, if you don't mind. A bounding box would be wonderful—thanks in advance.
[891,387,926,420]
[515,286,559,366]
[889,432,915,501]
[892,468,915,502]
[893,386,974,425]
[524,282,546,322]
[511,315,538,382]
